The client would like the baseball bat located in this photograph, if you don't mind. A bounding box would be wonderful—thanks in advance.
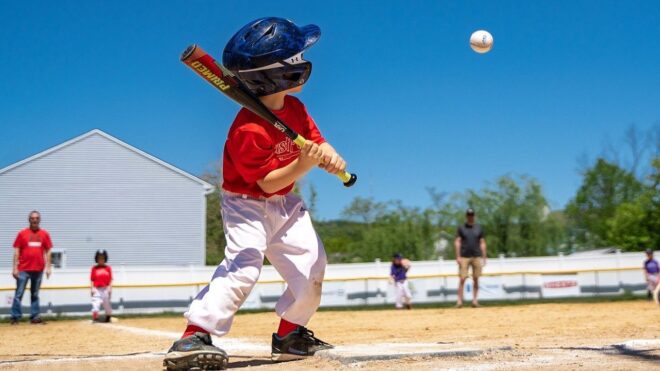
[180,44,357,188]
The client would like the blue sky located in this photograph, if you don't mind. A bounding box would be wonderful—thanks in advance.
[1,1,658,219]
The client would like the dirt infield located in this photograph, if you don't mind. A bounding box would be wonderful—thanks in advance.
[1,300,658,370]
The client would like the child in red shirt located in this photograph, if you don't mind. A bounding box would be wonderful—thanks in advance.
[164,17,346,370]
[90,250,112,323]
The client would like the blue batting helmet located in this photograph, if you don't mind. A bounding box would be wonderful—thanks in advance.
[222,17,321,96]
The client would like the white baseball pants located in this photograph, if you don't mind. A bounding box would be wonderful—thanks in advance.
[394,280,412,308]
[91,287,112,315]
[185,193,327,337]
[647,273,658,291]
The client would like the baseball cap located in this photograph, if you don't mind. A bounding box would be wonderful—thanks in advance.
[646,248,654,254]
[392,253,403,259]
[466,208,475,215]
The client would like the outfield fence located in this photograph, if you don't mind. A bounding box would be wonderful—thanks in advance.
[0,251,652,316]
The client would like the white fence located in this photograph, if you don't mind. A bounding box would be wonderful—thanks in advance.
[0,251,651,317]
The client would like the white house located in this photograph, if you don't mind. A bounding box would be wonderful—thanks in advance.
[0,129,214,268]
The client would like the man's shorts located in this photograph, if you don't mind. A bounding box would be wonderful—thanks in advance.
[459,257,483,279]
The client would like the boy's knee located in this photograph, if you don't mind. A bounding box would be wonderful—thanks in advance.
[290,276,323,306]
[305,277,324,304]
[310,247,327,280]
[317,252,328,270]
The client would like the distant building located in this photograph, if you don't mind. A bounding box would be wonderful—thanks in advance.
[0,129,213,268]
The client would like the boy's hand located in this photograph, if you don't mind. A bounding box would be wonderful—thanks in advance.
[319,151,347,175]
[298,141,324,169]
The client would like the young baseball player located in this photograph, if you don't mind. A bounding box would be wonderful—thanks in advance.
[643,249,658,300]
[390,253,412,309]
[90,250,112,323]
[164,17,346,370]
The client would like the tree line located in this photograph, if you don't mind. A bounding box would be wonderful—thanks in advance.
[202,124,659,265]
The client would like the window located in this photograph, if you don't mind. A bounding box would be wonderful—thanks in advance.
[51,249,66,268]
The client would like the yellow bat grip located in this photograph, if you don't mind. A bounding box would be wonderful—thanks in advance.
[337,171,353,183]
[292,135,357,187]
[293,135,307,148]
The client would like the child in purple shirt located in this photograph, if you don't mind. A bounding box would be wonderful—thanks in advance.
[644,249,659,300]
[390,253,412,309]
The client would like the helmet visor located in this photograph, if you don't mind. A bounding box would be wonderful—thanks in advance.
[238,59,312,96]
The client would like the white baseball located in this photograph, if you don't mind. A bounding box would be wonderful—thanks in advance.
[470,30,493,54]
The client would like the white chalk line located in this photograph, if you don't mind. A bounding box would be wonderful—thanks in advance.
[0,352,164,367]
[107,323,270,352]
[105,323,180,339]
[0,323,270,367]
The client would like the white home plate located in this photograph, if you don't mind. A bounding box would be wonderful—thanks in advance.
[316,342,510,364]
[615,339,660,349]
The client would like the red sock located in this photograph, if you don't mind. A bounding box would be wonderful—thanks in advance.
[277,318,299,337]
[182,324,208,339]
[92,312,98,320]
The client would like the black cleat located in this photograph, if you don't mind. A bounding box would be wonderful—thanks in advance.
[10,318,19,325]
[30,317,45,325]
[271,327,334,362]
[163,332,228,370]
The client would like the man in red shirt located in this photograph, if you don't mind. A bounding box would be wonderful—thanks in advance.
[10,210,53,325]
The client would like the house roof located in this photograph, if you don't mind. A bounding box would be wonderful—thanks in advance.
[0,129,215,194]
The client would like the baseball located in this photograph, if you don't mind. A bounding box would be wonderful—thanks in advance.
[470,30,493,54]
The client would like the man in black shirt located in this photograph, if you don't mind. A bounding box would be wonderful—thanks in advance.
[454,208,487,308]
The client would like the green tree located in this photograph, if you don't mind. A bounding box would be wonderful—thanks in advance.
[609,157,660,250]
[646,158,660,248]
[341,197,388,224]
[200,162,226,265]
[315,220,364,262]
[607,200,650,250]
[331,198,436,262]
[456,175,562,257]
[306,183,319,219]
[565,159,644,247]
[329,175,562,262]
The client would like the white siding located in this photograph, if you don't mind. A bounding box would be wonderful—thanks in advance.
[0,131,210,268]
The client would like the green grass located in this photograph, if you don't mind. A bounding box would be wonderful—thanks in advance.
[0,293,649,324]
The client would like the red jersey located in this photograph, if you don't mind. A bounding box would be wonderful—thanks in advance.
[13,228,53,272]
[222,95,325,198]
[91,265,113,287]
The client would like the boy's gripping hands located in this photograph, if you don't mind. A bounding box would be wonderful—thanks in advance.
[299,141,347,175]
[256,141,347,194]
[318,143,347,175]
[297,141,325,169]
